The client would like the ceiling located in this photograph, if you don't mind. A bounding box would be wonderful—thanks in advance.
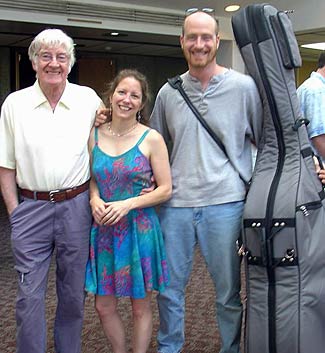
[0,19,184,59]
[0,0,323,62]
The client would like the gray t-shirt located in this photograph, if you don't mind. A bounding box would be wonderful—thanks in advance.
[150,69,263,207]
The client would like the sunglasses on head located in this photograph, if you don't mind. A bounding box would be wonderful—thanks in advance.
[185,7,215,17]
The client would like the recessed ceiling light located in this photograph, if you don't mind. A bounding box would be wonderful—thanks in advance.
[103,32,127,38]
[225,4,240,12]
[301,43,325,50]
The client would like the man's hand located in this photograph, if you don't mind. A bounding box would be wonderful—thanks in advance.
[94,108,109,127]
[318,169,325,185]
[139,176,156,195]
[313,156,325,185]
[0,167,19,215]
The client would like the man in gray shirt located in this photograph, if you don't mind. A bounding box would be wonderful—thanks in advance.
[150,9,263,353]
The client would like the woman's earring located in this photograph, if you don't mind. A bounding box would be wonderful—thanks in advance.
[136,111,142,122]
[109,103,112,119]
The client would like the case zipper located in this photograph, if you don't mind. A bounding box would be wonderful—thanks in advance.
[296,200,322,216]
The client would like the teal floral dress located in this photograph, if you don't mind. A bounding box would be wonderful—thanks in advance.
[85,128,169,298]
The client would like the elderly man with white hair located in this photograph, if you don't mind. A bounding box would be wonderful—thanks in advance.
[0,29,103,353]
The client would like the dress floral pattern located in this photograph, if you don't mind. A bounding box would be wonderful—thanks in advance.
[85,128,169,298]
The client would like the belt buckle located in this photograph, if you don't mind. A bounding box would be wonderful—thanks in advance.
[49,189,60,203]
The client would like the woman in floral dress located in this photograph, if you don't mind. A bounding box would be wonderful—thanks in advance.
[85,69,171,353]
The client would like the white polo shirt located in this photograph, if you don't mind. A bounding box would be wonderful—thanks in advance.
[0,80,102,191]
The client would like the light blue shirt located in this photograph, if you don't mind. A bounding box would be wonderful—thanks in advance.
[297,71,325,140]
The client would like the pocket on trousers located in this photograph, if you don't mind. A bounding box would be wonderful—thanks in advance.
[9,199,28,224]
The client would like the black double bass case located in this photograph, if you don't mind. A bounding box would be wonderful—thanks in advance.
[232,4,325,353]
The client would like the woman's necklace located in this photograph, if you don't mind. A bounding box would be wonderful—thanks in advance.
[107,121,138,137]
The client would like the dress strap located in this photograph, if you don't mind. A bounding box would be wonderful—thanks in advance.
[136,129,150,146]
[94,127,99,146]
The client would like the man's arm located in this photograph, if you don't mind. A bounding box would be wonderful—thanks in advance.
[298,85,325,159]
[150,90,173,155]
[247,78,264,146]
[0,167,18,215]
[94,103,108,127]
[311,134,325,160]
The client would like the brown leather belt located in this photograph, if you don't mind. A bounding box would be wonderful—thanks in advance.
[19,180,90,203]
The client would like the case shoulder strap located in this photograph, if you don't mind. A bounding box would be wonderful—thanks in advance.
[167,75,227,156]
[167,75,183,89]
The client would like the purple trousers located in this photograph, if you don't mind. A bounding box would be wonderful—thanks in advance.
[9,190,92,353]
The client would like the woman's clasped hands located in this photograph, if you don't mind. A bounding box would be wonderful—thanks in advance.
[90,196,133,226]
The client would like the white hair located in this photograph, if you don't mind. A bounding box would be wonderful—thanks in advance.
[28,28,76,71]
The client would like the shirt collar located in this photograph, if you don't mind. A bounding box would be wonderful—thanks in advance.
[184,68,231,89]
[311,71,325,84]
[32,80,73,109]
[186,68,231,82]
